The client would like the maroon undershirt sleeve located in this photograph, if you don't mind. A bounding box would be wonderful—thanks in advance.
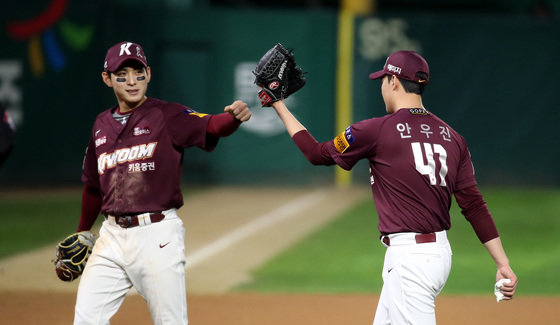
[77,184,102,232]
[206,113,241,137]
[454,185,499,243]
[292,130,335,166]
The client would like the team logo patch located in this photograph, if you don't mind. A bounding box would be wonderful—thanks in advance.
[344,126,355,144]
[333,126,355,154]
[133,126,151,136]
[387,64,402,75]
[269,81,279,90]
[95,136,107,148]
[182,109,208,118]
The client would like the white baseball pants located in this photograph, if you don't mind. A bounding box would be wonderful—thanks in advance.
[373,230,452,325]
[74,209,188,325]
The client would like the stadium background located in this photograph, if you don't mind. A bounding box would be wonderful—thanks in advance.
[0,0,559,324]
[1,0,559,187]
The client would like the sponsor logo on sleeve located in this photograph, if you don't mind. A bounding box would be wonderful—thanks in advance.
[95,136,107,148]
[182,108,208,118]
[333,126,355,154]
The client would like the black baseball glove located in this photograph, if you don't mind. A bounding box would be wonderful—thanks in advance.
[53,231,96,282]
[253,43,306,107]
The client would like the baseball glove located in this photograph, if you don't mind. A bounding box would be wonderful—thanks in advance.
[253,43,306,107]
[53,231,96,282]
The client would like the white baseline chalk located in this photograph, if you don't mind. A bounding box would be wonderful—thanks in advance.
[185,189,327,270]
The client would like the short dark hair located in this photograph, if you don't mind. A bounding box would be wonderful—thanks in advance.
[397,71,428,95]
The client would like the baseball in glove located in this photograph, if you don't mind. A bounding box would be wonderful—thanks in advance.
[53,231,96,282]
[253,43,306,107]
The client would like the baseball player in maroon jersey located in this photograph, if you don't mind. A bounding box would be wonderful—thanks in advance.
[268,50,517,324]
[74,41,251,324]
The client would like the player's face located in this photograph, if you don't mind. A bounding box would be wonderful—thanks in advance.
[102,63,151,111]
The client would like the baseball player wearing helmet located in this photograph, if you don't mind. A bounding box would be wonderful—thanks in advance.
[73,41,251,325]
[268,50,517,324]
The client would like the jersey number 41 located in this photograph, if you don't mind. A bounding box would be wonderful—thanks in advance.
[411,142,448,187]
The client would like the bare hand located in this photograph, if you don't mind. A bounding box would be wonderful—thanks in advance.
[496,265,518,300]
[225,100,251,122]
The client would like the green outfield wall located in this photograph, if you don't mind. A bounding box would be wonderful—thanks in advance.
[350,13,560,186]
[0,1,558,186]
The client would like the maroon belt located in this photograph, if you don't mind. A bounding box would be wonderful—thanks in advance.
[113,212,165,228]
[382,233,436,246]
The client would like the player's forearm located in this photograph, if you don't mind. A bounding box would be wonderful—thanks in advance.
[485,237,518,298]
[483,237,510,268]
[77,184,102,232]
[455,185,499,243]
[272,100,306,137]
[206,113,241,137]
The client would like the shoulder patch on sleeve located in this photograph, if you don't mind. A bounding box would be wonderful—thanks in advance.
[182,109,208,118]
[333,126,355,154]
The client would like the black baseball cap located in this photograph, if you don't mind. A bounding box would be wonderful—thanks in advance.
[369,50,429,84]
[104,41,148,72]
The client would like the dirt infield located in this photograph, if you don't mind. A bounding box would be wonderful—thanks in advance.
[1,291,558,324]
[1,186,558,324]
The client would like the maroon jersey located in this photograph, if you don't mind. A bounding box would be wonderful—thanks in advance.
[82,97,216,216]
[327,108,476,234]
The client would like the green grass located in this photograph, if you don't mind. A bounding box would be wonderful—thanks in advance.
[237,198,383,293]
[0,186,207,260]
[446,187,560,295]
[0,189,86,259]
[2,186,559,295]
[236,186,560,295]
